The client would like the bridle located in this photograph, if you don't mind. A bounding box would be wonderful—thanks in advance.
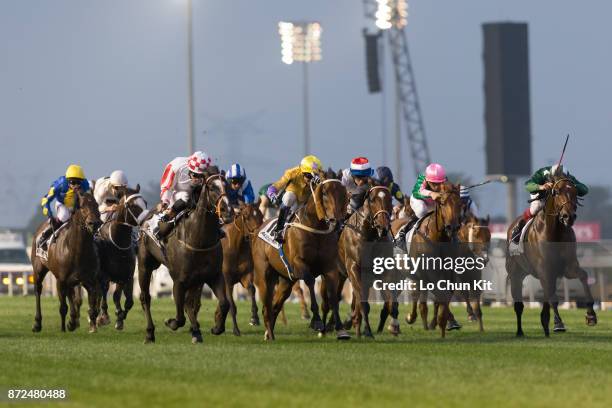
[103,193,147,251]
[309,178,343,223]
[544,178,576,218]
[433,190,461,239]
[203,174,230,220]
[232,206,260,240]
[366,185,391,226]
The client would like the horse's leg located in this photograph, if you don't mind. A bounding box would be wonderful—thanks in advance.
[428,301,439,330]
[540,301,551,337]
[509,268,525,337]
[419,301,429,330]
[386,299,400,336]
[165,280,187,331]
[256,268,277,341]
[270,277,294,333]
[32,263,48,332]
[304,273,323,332]
[66,285,79,332]
[406,288,419,325]
[74,285,83,325]
[83,280,100,333]
[296,282,310,320]
[471,290,484,332]
[376,301,389,334]
[244,275,260,326]
[210,273,230,336]
[552,300,566,333]
[57,281,68,332]
[437,302,450,339]
[97,280,110,326]
[320,278,330,330]
[575,267,597,325]
[225,275,241,336]
[185,285,204,343]
[464,290,476,321]
[138,249,158,343]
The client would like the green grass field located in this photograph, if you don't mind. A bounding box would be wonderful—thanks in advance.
[0,296,610,408]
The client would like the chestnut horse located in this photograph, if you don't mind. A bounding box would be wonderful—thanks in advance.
[506,176,597,337]
[138,173,233,344]
[221,202,264,335]
[389,183,462,338]
[96,187,148,330]
[252,178,349,340]
[327,185,395,338]
[31,191,102,333]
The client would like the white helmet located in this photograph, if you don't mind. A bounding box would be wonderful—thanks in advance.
[110,170,128,187]
[188,151,213,174]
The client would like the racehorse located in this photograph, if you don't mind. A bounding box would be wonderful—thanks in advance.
[96,187,148,330]
[506,176,597,337]
[221,202,264,335]
[138,173,233,344]
[252,178,349,340]
[389,183,463,338]
[31,191,102,333]
[330,185,395,338]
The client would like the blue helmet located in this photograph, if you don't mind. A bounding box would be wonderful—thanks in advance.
[226,163,246,181]
[375,166,393,185]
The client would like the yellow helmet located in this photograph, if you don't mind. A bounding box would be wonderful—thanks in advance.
[300,155,323,175]
[65,164,85,180]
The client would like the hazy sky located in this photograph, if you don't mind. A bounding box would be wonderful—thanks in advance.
[1,0,611,227]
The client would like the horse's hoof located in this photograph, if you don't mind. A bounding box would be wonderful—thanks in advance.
[67,321,78,332]
[343,318,353,330]
[317,331,325,338]
[405,315,416,325]
[467,314,477,322]
[586,313,597,326]
[32,323,42,333]
[191,332,203,344]
[553,322,566,332]
[516,331,524,338]
[164,318,182,331]
[336,330,351,340]
[264,330,274,341]
[210,327,225,336]
[144,336,155,344]
[312,320,324,333]
[115,320,124,331]
[249,317,260,326]
[96,314,110,326]
[364,331,375,339]
[233,329,241,337]
[88,325,97,334]
[388,325,401,336]
[447,320,462,331]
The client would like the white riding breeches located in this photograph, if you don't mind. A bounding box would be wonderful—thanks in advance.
[281,191,298,212]
[529,194,543,216]
[55,202,72,223]
[169,191,190,207]
[410,195,433,218]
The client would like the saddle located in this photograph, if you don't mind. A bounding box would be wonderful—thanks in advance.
[36,221,69,261]
[509,217,535,256]
[393,213,431,254]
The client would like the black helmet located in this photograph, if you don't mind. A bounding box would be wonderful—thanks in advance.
[375,166,393,185]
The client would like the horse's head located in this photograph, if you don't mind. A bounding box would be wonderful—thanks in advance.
[548,177,578,227]
[313,178,348,224]
[117,184,149,226]
[75,191,102,233]
[434,183,462,239]
[365,186,392,238]
[235,203,264,239]
[201,171,234,224]
[462,215,491,263]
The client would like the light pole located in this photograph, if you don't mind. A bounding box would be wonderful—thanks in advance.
[278,21,322,157]
[186,0,195,155]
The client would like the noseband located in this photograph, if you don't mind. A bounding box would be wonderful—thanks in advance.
[203,174,229,219]
[544,178,576,218]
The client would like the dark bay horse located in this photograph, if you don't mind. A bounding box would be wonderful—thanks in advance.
[330,185,394,338]
[31,191,102,333]
[252,178,349,340]
[388,183,463,338]
[138,174,233,344]
[96,187,148,330]
[221,202,264,335]
[506,176,597,337]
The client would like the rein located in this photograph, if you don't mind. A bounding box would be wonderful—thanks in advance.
[288,178,342,234]
[543,178,576,218]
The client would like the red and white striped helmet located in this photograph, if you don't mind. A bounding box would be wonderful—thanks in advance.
[188,151,213,174]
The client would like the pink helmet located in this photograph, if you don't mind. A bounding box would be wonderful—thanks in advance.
[188,151,213,174]
[425,163,446,183]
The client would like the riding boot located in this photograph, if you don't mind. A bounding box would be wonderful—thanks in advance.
[37,223,54,250]
[511,219,526,244]
[395,215,417,248]
[273,206,291,243]
[155,211,175,241]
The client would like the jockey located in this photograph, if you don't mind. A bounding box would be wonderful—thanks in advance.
[267,155,324,242]
[459,185,480,219]
[225,163,255,206]
[374,166,405,205]
[38,164,91,248]
[151,151,214,239]
[258,182,280,220]
[510,164,588,243]
[94,170,129,223]
[340,157,374,216]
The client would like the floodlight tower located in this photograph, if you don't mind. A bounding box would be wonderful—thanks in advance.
[278,21,322,156]
[364,0,430,183]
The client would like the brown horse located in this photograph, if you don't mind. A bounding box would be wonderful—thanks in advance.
[506,176,597,337]
[252,178,349,340]
[138,173,233,344]
[331,185,394,338]
[96,187,148,330]
[221,202,264,335]
[389,183,462,338]
[31,191,102,333]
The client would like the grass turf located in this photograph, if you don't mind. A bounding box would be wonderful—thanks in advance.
[0,296,610,408]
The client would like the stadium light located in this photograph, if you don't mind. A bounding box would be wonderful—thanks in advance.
[277,21,323,155]
[375,0,409,30]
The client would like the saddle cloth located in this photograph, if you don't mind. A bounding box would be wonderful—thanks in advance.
[36,222,69,260]
[257,218,283,250]
[509,217,534,256]
[393,215,428,254]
